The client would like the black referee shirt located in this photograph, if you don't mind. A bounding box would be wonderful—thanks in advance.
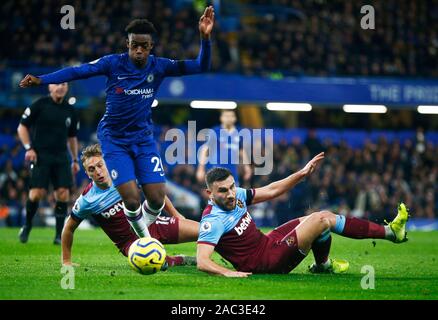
[20,96,79,153]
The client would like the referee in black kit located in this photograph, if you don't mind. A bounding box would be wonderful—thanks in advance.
[17,82,80,244]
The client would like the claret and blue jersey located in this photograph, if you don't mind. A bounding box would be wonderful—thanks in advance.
[197,187,268,271]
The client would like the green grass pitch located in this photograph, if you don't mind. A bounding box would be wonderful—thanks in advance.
[1,228,437,300]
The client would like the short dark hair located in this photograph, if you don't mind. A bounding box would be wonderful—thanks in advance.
[125,19,157,35]
[205,167,232,188]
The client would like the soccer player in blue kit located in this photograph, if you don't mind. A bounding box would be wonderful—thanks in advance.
[19,6,215,238]
[196,110,252,186]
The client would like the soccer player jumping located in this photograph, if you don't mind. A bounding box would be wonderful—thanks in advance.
[19,6,215,238]
[196,152,409,277]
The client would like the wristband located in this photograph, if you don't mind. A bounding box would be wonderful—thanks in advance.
[24,144,32,151]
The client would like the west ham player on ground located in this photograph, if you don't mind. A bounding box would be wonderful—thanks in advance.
[196,153,409,277]
[61,144,199,268]
[20,6,215,241]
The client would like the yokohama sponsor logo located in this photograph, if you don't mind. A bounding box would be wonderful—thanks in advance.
[124,88,154,95]
[234,212,252,236]
[101,202,124,219]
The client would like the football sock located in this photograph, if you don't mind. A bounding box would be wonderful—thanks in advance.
[165,255,184,267]
[123,204,150,238]
[142,200,165,227]
[311,229,332,265]
[54,201,68,237]
[332,215,387,239]
[25,200,39,227]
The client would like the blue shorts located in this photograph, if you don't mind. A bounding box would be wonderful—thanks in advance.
[100,138,166,187]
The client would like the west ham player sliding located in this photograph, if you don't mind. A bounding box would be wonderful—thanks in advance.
[20,6,215,241]
[61,144,199,268]
[196,152,409,277]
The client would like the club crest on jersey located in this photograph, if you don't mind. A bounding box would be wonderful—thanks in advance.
[147,73,154,83]
[285,236,295,247]
[201,221,212,233]
[111,169,118,180]
[237,199,244,208]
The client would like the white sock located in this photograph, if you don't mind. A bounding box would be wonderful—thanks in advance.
[384,225,395,240]
[123,204,150,238]
[320,259,331,269]
[142,200,165,227]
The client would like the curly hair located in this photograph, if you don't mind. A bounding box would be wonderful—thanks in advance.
[125,19,157,35]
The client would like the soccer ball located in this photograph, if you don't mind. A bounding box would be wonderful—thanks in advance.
[128,237,167,275]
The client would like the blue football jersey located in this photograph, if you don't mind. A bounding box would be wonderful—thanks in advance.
[204,125,241,181]
[38,40,211,144]
[72,182,122,220]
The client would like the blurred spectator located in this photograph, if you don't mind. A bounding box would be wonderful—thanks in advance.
[0,123,437,226]
[1,0,437,77]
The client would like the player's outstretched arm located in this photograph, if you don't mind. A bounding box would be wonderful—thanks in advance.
[196,145,208,183]
[251,152,325,205]
[163,6,214,77]
[197,244,252,277]
[164,195,186,220]
[61,216,81,267]
[19,56,110,87]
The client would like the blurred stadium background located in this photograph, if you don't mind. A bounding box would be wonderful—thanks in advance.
[0,0,437,231]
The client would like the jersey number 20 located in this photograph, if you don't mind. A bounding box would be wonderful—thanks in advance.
[151,156,164,173]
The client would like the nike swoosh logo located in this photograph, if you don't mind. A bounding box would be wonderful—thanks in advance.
[117,76,130,80]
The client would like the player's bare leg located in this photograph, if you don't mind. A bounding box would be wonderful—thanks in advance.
[293,211,335,254]
[19,188,46,243]
[177,219,199,243]
[293,211,348,273]
[141,183,166,225]
[163,218,199,268]
[295,207,408,273]
[53,187,70,245]
[117,180,151,237]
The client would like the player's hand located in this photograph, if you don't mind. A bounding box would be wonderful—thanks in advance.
[196,167,205,183]
[19,74,42,88]
[71,161,80,176]
[25,149,37,164]
[223,271,252,278]
[302,152,325,176]
[199,6,215,39]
